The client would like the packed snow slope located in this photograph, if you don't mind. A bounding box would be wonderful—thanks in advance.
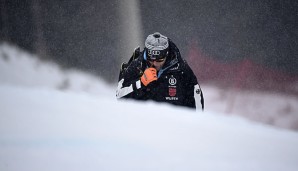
[1,42,298,171]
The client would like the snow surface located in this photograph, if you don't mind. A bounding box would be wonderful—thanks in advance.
[1,42,298,171]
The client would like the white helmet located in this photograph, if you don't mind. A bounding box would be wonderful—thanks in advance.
[144,32,169,60]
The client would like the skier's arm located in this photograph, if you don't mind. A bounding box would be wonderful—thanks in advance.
[116,78,142,98]
[183,63,204,110]
[193,83,204,111]
[116,59,146,99]
[116,67,158,99]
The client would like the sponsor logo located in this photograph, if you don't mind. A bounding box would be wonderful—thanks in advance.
[165,97,179,100]
[169,88,176,97]
[166,75,178,101]
[196,88,201,94]
[148,50,160,56]
[169,76,177,86]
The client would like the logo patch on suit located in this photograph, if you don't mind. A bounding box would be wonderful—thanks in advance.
[169,88,176,97]
[169,76,177,86]
[166,75,178,101]
[196,88,201,94]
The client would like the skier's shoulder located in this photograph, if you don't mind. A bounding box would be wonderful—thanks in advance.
[126,48,146,68]
[180,58,192,71]
[168,54,191,73]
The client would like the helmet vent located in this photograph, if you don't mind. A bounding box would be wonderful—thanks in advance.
[145,32,169,51]
[153,33,161,38]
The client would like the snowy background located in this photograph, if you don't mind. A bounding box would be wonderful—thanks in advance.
[1,42,298,171]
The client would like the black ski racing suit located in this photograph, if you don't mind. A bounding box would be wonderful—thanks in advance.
[116,40,204,110]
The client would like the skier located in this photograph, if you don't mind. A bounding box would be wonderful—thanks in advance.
[116,32,204,110]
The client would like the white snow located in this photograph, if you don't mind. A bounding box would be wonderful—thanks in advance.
[0,42,298,171]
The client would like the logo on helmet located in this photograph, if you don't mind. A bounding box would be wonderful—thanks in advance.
[148,50,160,56]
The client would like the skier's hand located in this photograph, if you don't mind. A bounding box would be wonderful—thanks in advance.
[141,68,157,86]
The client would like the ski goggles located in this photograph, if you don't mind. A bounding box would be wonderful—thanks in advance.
[147,57,166,62]
[144,48,168,62]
